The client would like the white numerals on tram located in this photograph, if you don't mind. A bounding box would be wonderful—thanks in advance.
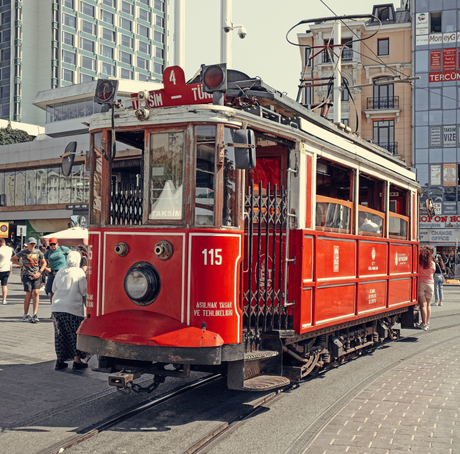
[169,70,176,85]
[88,245,93,260]
[202,248,222,265]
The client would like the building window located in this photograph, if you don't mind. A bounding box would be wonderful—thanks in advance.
[52,47,59,60]
[373,119,395,152]
[1,104,9,117]
[0,66,10,80]
[1,48,10,62]
[1,10,10,25]
[102,27,116,42]
[431,11,441,33]
[156,15,164,28]
[138,24,149,38]
[80,37,95,52]
[80,74,94,83]
[139,74,149,81]
[120,51,132,65]
[82,56,96,71]
[139,0,149,5]
[102,62,115,76]
[82,20,96,35]
[64,0,74,8]
[121,1,134,15]
[153,62,163,74]
[101,10,114,25]
[154,0,164,11]
[139,41,151,55]
[137,56,148,70]
[64,14,77,28]
[102,0,116,6]
[80,2,95,17]
[63,69,74,83]
[121,34,133,48]
[121,68,133,79]
[63,31,74,46]
[373,4,394,22]
[0,85,9,98]
[155,47,164,59]
[154,30,163,43]
[0,29,10,44]
[101,44,114,59]
[120,17,132,32]
[139,8,151,22]
[372,77,395,109]
[377,38,389,56]
[63,50,76,65]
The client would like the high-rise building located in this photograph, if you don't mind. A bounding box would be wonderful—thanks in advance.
[0,0,167,126]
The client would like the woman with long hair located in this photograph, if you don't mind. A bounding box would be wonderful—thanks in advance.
[432,253,446,307]
[418,245,435,330]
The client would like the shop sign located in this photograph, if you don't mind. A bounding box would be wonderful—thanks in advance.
[416,35,429,45]
[443,163,457,185]
[0,222,8,238]
[430,51,441,71]
[429,70,460,82]
[443,48,457,71]
[420,215,460,229]
[443,126,456,147]
[430,128,441,148]
[420,228,460,243]
[443,202,457,215]
[415,12,429,35]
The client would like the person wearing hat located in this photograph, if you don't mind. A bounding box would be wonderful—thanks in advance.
[44,238,70,303]
[11,237,46,323]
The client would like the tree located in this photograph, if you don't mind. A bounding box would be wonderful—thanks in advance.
[0,122,32,145]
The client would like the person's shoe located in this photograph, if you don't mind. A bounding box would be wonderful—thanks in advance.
[438,302,443,306]
[419,322,427,330]
[22,314,31,322]
[72,361,88,370]
[431,302,438,306]
[55,361,68,370]
[30,314,39,323]
[2,300,6,305]
[423,324,429,331]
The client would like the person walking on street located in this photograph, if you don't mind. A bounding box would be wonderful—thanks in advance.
[11,237,46,323]
[432,254,446,307]
[0,238,13,304]
[418,245,436,331]
[44,238,69,303]
[51,251,88,370]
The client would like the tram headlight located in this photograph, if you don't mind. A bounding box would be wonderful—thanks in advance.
[124,262,161,306]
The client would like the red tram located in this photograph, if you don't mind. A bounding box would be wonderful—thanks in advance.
[75,65,420,391]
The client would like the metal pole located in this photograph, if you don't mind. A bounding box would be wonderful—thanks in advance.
[221,0,232,68]
[174,0,185,68]
[333,21,341,124]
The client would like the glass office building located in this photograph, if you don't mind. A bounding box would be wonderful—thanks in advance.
[412,0,460,260]
[0,0,167,125]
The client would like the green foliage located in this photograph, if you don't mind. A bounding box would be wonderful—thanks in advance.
[0,122,32,145]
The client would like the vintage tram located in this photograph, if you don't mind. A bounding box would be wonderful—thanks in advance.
[75,65,420,392]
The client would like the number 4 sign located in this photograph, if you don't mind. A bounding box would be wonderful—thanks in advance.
[131,66,214,110]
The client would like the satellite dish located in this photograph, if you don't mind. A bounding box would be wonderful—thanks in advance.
[61,141,77,177]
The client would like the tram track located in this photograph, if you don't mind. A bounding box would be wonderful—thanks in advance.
[29,319,460,454]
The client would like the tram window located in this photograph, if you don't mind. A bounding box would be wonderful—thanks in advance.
[389,184,408,215]
[148,132,184,221]
[316,159,351,201]
[91,132,103,225]
[194,126,216,226]
[223,128,237,227]
[316,199,352,233]
[358,174,384,237]
[389,184,409,239]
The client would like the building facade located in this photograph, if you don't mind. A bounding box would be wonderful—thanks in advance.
[0,0,167,126]
[297,2,412,165]
[412,0,460,261]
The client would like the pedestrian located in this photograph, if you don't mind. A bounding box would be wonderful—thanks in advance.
[432,254,446,307]
[51,251,88,370]
[76,244,88,273]
[418,245,436,331]
[0,238,13,305]
[11,237,46,323]
[44,238,70,303]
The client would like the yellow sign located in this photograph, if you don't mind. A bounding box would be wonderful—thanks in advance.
[0,222,8,238]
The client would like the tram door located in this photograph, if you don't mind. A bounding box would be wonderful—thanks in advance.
[243,146,290,347]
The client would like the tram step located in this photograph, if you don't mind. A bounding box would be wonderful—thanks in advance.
[242,375,290,391]
[244,350,279,361]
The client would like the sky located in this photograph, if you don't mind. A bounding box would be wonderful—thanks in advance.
[171,0,399,99]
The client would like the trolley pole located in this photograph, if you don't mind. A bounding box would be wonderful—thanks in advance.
[333,21,341,124]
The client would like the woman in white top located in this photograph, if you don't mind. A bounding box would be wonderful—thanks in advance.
[51,251,87,371]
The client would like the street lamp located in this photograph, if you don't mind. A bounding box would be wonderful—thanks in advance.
[221,0,246,69]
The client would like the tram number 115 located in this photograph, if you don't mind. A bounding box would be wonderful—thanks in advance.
[202,249,222,266]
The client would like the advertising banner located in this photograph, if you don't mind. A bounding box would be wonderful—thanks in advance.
[430,50,441,70]
[443,163,457,186]
[0,222,8,238]
[443,48,457,71]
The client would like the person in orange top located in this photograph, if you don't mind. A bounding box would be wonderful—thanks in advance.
[418,245,436,331]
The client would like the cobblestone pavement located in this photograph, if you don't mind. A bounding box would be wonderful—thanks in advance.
[307,340,460,454]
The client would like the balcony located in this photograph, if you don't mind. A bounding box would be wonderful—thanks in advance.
[376,142,398,154]
[367,96,399,109]
[322,47,353,63]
